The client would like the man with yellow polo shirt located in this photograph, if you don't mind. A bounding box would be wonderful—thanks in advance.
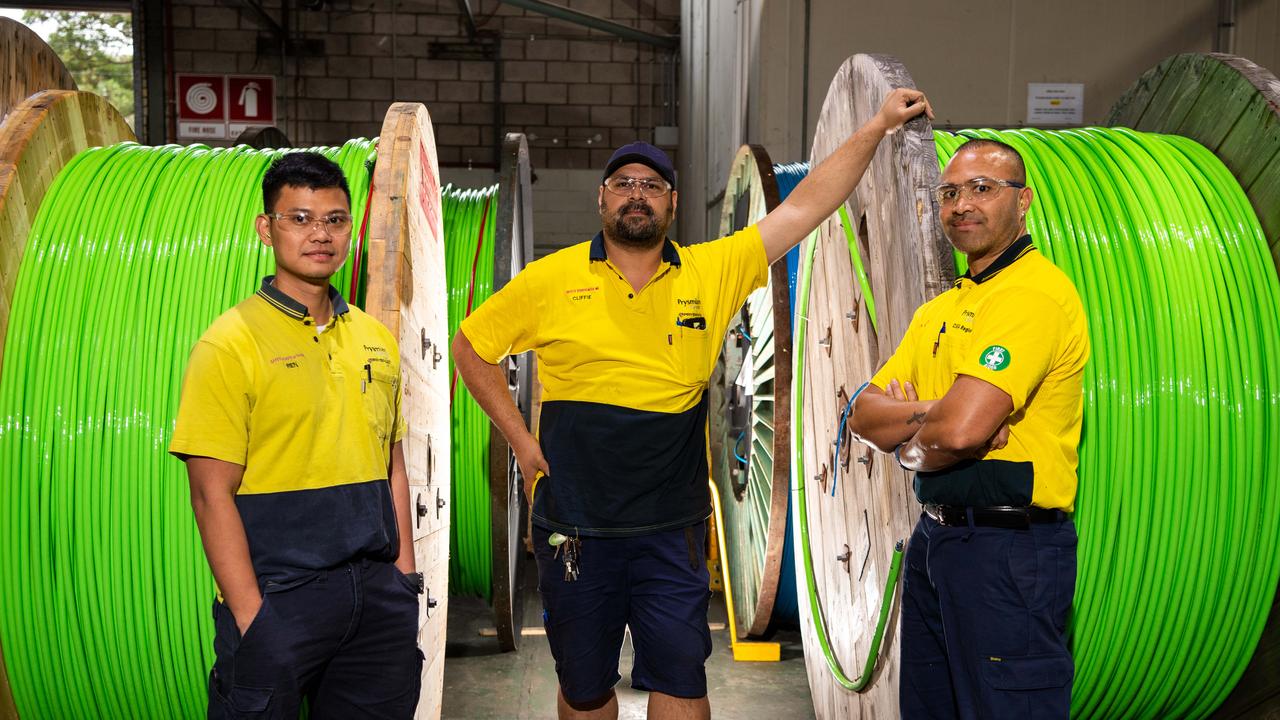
[851,138,1089,720]
[170,153,422,719]
[454,89,933,720]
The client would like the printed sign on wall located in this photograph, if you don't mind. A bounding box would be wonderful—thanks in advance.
[176,74,227,140]
[176,74,276,141]
[1026,83,1085,125]
[228,76,276,136]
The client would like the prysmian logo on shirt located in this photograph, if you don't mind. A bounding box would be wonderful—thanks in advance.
[676,297,702,307]
[565,285,599,301]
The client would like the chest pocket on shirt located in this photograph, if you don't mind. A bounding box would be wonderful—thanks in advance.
[362,367,399,441]
[675,315,711,385]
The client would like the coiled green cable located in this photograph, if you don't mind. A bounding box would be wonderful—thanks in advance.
[795,127,1280,718]
[0,139,376,718]
[442,182,500,600]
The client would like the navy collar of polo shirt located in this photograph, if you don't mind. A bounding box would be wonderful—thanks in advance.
[256,275,351,323]
[955,234,1035,287]
[589,232,682,267]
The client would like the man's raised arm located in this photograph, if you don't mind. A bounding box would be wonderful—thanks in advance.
[757,88,933,264]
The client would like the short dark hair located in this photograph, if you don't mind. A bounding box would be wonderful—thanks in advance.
[952,138,1026,184]
[262,152,351,213]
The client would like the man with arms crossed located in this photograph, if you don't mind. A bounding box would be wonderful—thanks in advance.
[170,153,422,719]
[851,139,1089,719]
[454,90,932,719]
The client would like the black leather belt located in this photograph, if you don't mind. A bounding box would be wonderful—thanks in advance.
[923,504,1067,529]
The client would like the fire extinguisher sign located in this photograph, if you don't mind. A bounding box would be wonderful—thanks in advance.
[176,74,275,141]
[228,76,276,135]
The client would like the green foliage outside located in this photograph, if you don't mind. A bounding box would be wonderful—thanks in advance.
[22,11,134,127]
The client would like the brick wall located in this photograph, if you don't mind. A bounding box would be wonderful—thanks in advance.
[167,0,679,170]
[440,166,673,259]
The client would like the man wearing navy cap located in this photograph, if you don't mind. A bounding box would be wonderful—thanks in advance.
[454,88,932,720]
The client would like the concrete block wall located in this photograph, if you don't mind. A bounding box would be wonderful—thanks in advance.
[440,166,651,259]
[166,0,679,171]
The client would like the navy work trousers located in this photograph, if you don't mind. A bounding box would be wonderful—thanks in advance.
[900,513,1077,719]
[208,559,423,719]
[532,522,714,704]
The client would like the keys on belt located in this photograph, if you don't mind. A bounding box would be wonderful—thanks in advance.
[549,531,582,582]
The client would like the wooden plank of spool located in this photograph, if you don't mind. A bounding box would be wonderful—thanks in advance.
[0,90,134,374]
[1107,50,1280,720]
[232,125,292,149]
[0,18,75,121]
[708,144,793,638]
[1107,52,1280,268]
[0,87,132,720]
[363,101,451,720]
[490,132,534,652]
[795,53,946,720]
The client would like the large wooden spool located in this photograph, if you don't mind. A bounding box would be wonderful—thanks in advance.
[0,97,453,719]
[489,132,535,652]
[708,144,794,638]
[364,101,452,720]
[1107,52,1280,720]
[0,18,75,122]
[793,53,943,719]
[794,51,1280,719]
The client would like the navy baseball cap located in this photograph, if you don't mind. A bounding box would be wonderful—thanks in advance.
[602,142,676,190]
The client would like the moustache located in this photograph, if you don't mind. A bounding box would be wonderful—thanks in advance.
[620,201,654,217]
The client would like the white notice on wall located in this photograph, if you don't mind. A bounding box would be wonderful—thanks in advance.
[1026,83,1084,125]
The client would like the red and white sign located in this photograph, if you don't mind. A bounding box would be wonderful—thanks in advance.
[176,74,276,141]
[228,75,276,136]
[177,74,227,140]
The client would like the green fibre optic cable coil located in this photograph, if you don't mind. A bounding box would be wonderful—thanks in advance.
[442,182,501,600]
[0,139,376,717]
[794,126,1280,719]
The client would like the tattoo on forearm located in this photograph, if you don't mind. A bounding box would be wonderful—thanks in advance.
[907,411,927,426]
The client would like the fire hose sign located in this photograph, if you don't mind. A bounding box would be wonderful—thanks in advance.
[177,74,276,141]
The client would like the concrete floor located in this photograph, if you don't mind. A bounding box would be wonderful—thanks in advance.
[441,555,816,719]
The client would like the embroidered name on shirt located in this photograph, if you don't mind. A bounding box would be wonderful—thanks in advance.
[270,353,304,365]
[565,286,600,301]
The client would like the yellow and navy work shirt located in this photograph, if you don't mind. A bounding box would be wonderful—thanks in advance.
[461,227,768,536]
[870,235,1089,512]
[169,277,407,582]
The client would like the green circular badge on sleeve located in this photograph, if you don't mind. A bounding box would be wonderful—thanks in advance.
[980,345,1011,371]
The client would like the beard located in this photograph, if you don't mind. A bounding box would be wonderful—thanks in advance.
[602,199,673,249]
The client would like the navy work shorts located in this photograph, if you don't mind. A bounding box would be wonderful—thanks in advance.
[900,512,1077,720]
[532,522,714,704]
[208,559,423,719]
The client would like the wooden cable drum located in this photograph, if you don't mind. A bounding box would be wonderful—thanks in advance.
[792,53,943,719]
[489,132,535,652]
[364,102,452,720]
[794,51,1280,719]
[708,144,796,638]
[232,125,292,149]
[1107,52,1280,719]
[0,86,131,720]
[0,98,451,719]
[0,18,75,122]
